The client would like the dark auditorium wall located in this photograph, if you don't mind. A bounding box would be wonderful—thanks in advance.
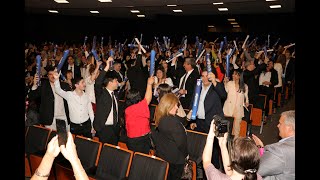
[25,13,295,45]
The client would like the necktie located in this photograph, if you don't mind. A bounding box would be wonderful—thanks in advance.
[111,92,118,125]
[179,73,187,89]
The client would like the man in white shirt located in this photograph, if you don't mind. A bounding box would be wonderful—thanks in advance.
[53,71,95,138]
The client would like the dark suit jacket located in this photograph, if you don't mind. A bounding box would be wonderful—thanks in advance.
[243,63,267,102]
[62,64,81,79]
[203,82,227,133]
[28,78,71,125]
[284,58,295,82]
[180,68,200,109]
[93,70,118,132]
[153,115,188,164]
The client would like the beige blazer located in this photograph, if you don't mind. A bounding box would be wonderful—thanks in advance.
[223,81,249,118]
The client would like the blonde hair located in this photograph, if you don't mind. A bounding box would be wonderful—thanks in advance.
[154,93,179,127]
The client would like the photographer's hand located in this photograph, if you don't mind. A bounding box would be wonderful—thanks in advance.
[218,133,232,176]
[251,134,264,147]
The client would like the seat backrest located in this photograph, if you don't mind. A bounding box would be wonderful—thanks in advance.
[74,135,102,170]
[128,152,169,180]
[95,143,133,179]
[25,125,51,154]
[256,94,267,110]
[186,130,207,164]
[149,104,157,123]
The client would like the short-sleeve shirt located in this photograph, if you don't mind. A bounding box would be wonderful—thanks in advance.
[125,98,150,138]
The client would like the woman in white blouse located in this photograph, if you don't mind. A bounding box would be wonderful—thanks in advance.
[85,60,102,113]
[223,69,249,138]
[153,66,174,97]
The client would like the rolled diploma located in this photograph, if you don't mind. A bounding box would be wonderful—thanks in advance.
[56,50,70,72]
[134,38,146,53]
[242,35,250,49]
[191,79,202,120]
[150,50,156,77]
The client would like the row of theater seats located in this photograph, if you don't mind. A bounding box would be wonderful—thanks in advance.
[25,125,209,180]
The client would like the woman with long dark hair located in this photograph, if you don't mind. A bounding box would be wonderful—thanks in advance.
[223,69,249,138]
[124,76,155,154]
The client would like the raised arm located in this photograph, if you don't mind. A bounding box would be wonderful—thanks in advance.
[94,57,113,97]
[30,136,60,180]
[90,60,103,82]
[202,120,215,169]
[53,70,70,100]
[217,133,232,176]
[145,76,155,105]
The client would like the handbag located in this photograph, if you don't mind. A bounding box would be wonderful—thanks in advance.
[181,155,193,180]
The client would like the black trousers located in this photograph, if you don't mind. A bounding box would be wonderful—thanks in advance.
[70,119,92,138]
[127,133,151,154]
[97,124,120,145]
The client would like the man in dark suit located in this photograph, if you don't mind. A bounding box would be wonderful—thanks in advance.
[189,69,227,172]
[178,57,200,109]
[127,46,148,98]
[94,57,121,145]
[62,55,81,79]
[283,49,295,99]
[113,61,126,100]
[28,67,71,130]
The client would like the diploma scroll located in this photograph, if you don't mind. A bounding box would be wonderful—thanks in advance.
[134,38,147,53]
[91,49,100,61]
[206,53,212,73]
[150,50,156,77]
[226,55,230,78]
[195,49,205,63]
[36,55,41,86]
[242,35,250,49]
[92,36,97,51]
[284,43,295,49]
[191,79,202,120]
[56,50,70,72]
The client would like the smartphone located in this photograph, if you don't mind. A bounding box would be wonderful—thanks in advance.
[56,119,68,146]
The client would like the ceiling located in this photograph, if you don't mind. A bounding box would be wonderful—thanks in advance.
[25,0,295,19]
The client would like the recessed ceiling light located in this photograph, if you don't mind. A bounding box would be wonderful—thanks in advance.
[137,14,145,17]
[213,2,224,5]
[230,22,238,24]
[167,5,177,7]
[208,25,215,28]
[270,5,281,8]
[48,10,59,13]
[218,8,228,11]
[98,0,112,2]
[227,18,236,21]
[90,11,99,13]
[54,0,69,3]
[130,10,140,13]
[233,25,240,28]
[173,9,183,13]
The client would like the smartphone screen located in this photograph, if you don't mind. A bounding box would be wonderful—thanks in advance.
[56,119,68,146]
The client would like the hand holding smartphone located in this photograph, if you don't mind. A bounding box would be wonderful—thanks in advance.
[56,119,68,146]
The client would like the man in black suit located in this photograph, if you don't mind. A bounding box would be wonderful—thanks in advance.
[189,69,227,171]
[283,49,295,99]
[113,61,126,100]
[28,67,71,130]
[62,55,81,79]
[93,57,121,145]
[178,57,200,109]
[127,46,148,98]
